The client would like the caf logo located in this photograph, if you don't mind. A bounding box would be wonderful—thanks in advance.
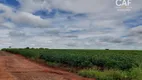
[116,0,131,7]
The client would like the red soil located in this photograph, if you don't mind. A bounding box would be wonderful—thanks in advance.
[0,51,95,80]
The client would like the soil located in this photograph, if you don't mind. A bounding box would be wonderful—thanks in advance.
[0,51,95,80]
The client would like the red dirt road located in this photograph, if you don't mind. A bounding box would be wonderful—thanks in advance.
[0,51,95,80]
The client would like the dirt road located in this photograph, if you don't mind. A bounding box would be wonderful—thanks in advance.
[0,51,94,80]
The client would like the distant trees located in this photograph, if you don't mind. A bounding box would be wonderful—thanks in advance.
[25,47,48,49]
[25,47,30,49]
[9,46,11,48]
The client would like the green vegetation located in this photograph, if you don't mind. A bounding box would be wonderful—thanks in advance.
[46,61,61,67]
[78,69,127,80]
[2,48,142,80]
[78,68,142,80]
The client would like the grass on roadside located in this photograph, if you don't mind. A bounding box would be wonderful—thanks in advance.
[78,67,142,80]
[46,61,61,67]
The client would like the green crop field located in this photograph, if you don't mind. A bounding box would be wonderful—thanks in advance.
[2,48,142,80]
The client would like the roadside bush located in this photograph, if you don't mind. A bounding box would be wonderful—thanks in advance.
[78,68,142,80]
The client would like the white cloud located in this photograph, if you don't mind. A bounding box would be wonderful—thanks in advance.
[11,12,50,27]
[0,28,12,48]
[18,0,51,13]
[50,0,113,14]
[1,22,16,28]
[17,0,142,16]
[0,0,142,49]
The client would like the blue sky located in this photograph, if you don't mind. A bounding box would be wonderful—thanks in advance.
[0,0,142,49]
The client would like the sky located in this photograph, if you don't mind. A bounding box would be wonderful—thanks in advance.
[0,0,142,49]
